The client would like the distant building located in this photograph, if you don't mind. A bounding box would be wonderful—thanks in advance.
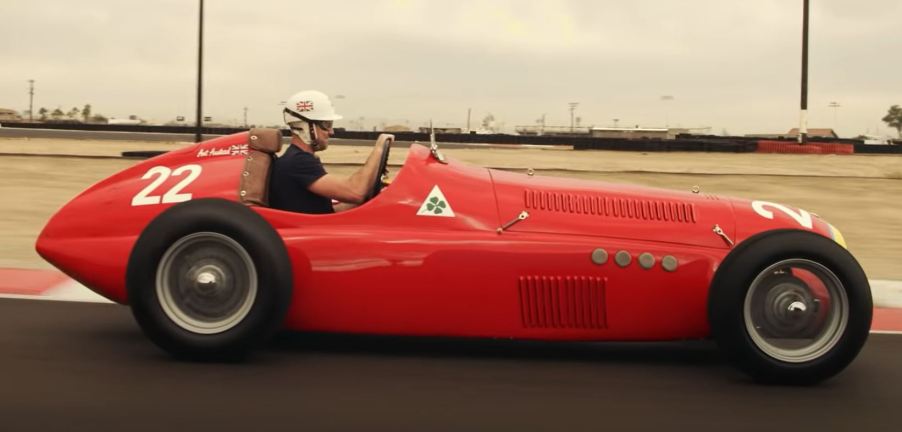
[785,128,839,139]
[515,125,590,136]
[517,125,698,139]
[107,118,142,125]
[0,108,23,122]
[591,127,699,140]
[747,128,839,140]
[859,135,894,145]
[384,124,411,132]
[418,126,462,134]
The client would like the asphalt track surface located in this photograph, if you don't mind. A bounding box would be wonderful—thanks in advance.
[2,299,900,431]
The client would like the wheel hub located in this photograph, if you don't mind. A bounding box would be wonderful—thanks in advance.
[743,259,849,363]
[192,266,222,294]
[760,282,817,337]
[787,300,808,314]
[156,232,258,335]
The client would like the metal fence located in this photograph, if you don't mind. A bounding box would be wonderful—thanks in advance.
[2,122,899,154]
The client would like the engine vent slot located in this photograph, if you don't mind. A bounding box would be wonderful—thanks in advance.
[523,190,697,223]
[518,276,607,329]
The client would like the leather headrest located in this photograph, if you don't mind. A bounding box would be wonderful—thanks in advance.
[248,128,283,154]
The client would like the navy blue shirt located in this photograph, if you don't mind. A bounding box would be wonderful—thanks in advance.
[268,145,334,214]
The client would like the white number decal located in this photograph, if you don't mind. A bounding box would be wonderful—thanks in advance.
[131,164,202,206]
[163,165,202,204]
[131,166,171,206]
[752,200,813,229]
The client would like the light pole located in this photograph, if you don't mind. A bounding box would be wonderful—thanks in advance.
[467,108,471,133]
[799,0,810,144]
[535,113,546,136]
[568,102,579,132]
[660,95,674,127]
[28,79,35,122]
[195,0,204,143]
[243,106,248,128]
[333,94,346,128]
[828,101,840,132]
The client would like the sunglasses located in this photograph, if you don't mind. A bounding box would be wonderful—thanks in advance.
[314,121,334,130]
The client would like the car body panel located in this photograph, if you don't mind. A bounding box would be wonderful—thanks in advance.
[728,197,835,246]
[490,168,736,249]
[36,132,844,341]
[37,134,250,302]
[273,227,722,340]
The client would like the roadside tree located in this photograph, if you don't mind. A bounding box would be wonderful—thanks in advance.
[51,108,64,120]
[38,107,48,121]
[882,105,902,138]
[482,113,495,132]
[82,104,92,122]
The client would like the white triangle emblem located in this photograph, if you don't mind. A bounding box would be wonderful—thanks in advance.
[416,185,455,217]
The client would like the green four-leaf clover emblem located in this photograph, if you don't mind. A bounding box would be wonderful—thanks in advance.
[426,196,447,214]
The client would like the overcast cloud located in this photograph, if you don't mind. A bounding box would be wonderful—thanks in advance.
[1,0,900,136]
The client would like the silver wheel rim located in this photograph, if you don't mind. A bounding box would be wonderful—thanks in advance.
[156,232,257,335]
[743,259,848,363]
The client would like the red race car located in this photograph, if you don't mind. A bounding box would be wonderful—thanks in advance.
[36,129,871,384]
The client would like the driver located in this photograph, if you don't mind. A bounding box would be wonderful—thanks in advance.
[269,90,386,214]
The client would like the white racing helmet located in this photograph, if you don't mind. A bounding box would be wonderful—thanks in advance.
[283,90,342,146]
[283,90,343,123]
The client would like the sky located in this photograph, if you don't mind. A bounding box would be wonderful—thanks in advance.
[1,0,900,136]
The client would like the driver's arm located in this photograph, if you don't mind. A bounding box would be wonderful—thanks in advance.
[307,143,385,205]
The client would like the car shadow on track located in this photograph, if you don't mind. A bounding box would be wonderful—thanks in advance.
[267,331,725,367]
[8,299,731,377]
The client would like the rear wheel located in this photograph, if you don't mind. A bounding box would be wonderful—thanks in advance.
[743,261,847,363]
[127,199,292,360]
[708,230,871,384]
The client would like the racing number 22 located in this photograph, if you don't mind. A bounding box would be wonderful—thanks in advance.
[131,164,202,206]
[751,200,813,229]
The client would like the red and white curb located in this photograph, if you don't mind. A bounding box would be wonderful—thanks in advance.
[0,268,109,303]
[2,268,902,333]
[871,280,902,309]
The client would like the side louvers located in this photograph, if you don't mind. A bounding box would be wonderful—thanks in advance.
[523,190,698,224]
[518,276,607,329]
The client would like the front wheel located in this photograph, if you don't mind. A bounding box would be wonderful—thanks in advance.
[708,230,872,384]
[127,199,293,360]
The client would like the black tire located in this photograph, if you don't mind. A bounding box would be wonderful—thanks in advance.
[126,198,292,360]
[121,150,166,159]
[708,230,872,384]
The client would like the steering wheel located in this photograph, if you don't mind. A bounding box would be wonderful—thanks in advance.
[365,134,394,201]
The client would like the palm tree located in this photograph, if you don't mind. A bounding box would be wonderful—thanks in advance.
[882,105,902,138]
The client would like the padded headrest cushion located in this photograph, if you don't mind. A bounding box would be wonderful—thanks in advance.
[248,128,283,154]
